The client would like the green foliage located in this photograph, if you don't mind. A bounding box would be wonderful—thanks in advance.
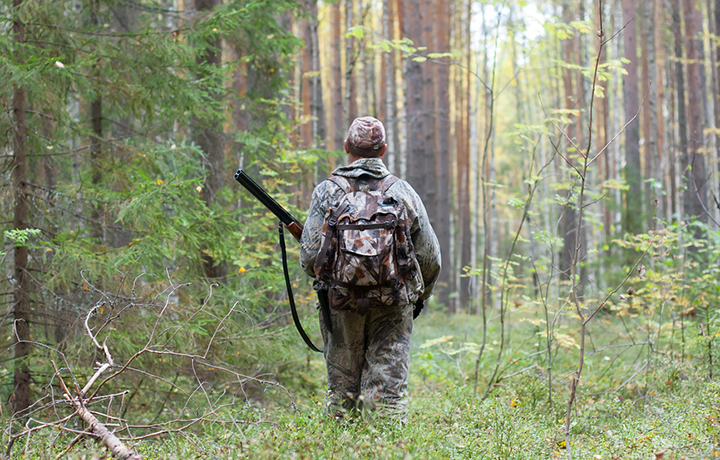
[4,228,42,247]
[0,0,313,423]
[2,2,719,458]
[345,25,366,40]
[11,309,720,459]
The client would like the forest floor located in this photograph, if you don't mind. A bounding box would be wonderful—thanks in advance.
[9,310,720,460]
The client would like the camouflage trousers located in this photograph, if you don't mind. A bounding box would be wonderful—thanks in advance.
[319,303,413,421]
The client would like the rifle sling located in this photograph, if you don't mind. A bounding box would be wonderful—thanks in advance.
[278,222,323,353]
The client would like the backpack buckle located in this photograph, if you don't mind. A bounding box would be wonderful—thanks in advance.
[327,206,337,227]
[329,203,349,227]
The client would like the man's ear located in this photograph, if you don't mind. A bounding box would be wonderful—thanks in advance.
[344,140,350,154]
[378,144,387,157]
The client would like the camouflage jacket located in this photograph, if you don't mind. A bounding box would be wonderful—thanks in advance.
[300,158,441,302]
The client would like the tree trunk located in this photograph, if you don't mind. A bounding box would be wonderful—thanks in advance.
[345,0,357,126]
[90,95,103,240]
[357,2,370,116]
[480,2,497,312]
[559,0,577,283]
[672,0,686,222]
[654,0,667,223]
[419,0,437,227]
[11,0,31,417]
[640,0,656,229]
[303,0,325,188]
[622,0,642,234]
[300,8,312,149]
[682,0,708,222]
[300,0,324,157]
[465,0,478,314]
[395,0,406,177]
[610,0,623,232]
[331,2,344,152]
[390,0,402,174]
[458,0,472,313]
[596,0,611,241]
[434,0,452,311]
[710,0,720,224]
[576,0,588,292]
[195,0,227,279]
[309,1,324,151]
[716,0,720,216]
[402,0,432,203]
[88,0,104,242]
[380,0,394,170]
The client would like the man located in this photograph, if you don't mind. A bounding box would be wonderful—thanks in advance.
[300,116,441,420]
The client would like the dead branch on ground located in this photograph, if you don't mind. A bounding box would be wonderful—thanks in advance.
[3,274,294,459]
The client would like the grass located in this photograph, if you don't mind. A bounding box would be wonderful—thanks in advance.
[5,307,720,459]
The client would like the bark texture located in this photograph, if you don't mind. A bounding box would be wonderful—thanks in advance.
[434,0,453,310]
[671,0,687,221]
[682,0,708,222]
[331,2,344,151]
[72,403,141,460]
[402,0,430,196]
[559,0,578,282]
[12,0,31,417]
[195,0,227,279]
[622,0,642,234]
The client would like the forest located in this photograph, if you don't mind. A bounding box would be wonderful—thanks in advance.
[1,0,719,458]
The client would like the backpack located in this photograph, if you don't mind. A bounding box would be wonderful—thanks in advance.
[314,174,417,314]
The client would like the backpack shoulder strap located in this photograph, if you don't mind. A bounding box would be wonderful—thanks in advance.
[379,174,399,193]
[315,176,352,278]
[328,175,354,194]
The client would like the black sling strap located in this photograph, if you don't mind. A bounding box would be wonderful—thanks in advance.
[278,222,323,353]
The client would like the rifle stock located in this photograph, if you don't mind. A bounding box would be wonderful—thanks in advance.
[284,221,304,242]
[234,169,304,242]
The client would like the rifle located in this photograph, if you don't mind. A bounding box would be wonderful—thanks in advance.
[233,169,329,352]
[234,169,304,242]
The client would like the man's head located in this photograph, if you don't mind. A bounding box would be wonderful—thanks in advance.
[345,116,387,159]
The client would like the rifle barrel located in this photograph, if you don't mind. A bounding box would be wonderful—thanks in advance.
[234,169,299,228]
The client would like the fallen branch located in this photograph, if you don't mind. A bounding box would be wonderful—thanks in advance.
[52,360,141,460]
[3,275,293,458]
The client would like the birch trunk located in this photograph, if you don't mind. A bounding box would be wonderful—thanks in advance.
[71,403,141,460]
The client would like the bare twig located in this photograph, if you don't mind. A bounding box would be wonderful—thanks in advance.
[4,277,294,458]
[480,137,552,399]
[51,360,141,460]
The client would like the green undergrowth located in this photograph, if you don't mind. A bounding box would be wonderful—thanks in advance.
[9,308,720,459]
[16,376,720,459]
